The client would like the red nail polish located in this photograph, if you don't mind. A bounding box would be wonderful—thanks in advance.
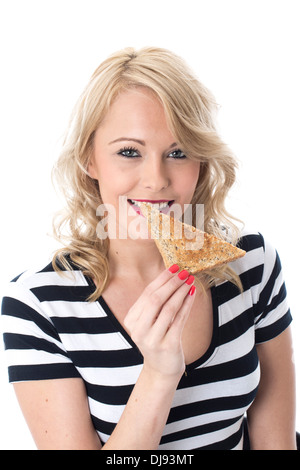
[168,264,179,273]
[185,275,194,285]
[189,285,196,296]
[178,270,189,280]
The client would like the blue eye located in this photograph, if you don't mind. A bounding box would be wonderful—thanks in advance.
[168,149,187,159]
[118,147,140,158]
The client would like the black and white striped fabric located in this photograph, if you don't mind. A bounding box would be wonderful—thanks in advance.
[1,231,292,450]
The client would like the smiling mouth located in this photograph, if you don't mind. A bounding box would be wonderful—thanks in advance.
[127,199,174,214]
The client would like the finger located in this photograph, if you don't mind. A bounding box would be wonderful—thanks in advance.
[143,264,180,294]
[145,268,191,309]
[137,269,193,329]
[125,266,189,328]
[149,281,195,340]
[166,285,196,337]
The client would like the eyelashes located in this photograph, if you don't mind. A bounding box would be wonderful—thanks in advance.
[117,146,140,158]
[168,149,187,159]
[117,146,187,159]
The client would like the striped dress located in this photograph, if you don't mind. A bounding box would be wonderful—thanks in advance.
[1,231,292,449]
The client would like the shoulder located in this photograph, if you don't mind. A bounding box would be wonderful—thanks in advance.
[230,229,282,291]
[8,258,78,289]
[237,229,282,270]
[2,257,90,312]
[237,229,264,252]
[231,229,265,274]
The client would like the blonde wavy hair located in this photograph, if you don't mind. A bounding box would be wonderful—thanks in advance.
[52,47,243,301]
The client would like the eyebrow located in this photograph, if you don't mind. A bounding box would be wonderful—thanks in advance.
[108,137,178,149]
[109,137,146,146]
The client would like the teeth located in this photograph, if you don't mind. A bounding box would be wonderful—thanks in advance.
[130,200,170,210]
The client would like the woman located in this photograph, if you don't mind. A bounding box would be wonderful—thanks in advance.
[1,47,296,450]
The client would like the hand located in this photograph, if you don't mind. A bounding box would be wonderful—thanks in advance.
[124,265,196,381]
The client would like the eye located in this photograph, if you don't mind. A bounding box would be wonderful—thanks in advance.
[117,147,140,158]
[168,149,187,159]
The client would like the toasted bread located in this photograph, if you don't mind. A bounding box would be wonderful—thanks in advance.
[139,203,245,273]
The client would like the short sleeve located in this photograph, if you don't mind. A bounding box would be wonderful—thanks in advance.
[254,236,292,344]
[1,278,80,383]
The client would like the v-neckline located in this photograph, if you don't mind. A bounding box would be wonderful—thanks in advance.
[83,273,220,372]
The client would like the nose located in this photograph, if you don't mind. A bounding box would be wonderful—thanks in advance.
[140,158,170,192]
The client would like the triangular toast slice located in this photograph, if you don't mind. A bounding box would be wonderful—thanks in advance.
[139,203,245,274]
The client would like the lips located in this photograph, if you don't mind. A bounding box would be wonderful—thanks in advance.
[127,199,174,215]
[129,199,172,203]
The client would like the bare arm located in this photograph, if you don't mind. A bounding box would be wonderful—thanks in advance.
[13,378,102,450]
[247,326,297,450]
[13,267,195,450]
[13,371,178,450]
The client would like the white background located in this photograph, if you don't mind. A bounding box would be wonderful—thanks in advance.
[0,0,299,449]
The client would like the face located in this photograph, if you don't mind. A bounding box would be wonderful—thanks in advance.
[88,87,200,240]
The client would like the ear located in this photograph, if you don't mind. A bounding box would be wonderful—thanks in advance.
[87,155,98,180]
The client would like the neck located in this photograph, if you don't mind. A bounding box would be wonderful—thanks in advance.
[108,237,165,281]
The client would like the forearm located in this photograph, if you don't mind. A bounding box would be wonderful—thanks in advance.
[247,376,297,450]
[102,267,195,450]
[247,328,297,450]
[102,367,180,450]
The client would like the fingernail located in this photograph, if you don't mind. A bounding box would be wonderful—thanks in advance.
[185,275,194,285]
[168,264,179,273]
[189,285,196,296]
[178,270,189,280]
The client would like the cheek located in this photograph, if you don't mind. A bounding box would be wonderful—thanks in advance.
[191,163,201,186]
[97,165,135,202]
[178,163,200,195]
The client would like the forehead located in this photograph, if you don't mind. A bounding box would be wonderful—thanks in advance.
[107,87,164,119]
[95,88,174,143]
